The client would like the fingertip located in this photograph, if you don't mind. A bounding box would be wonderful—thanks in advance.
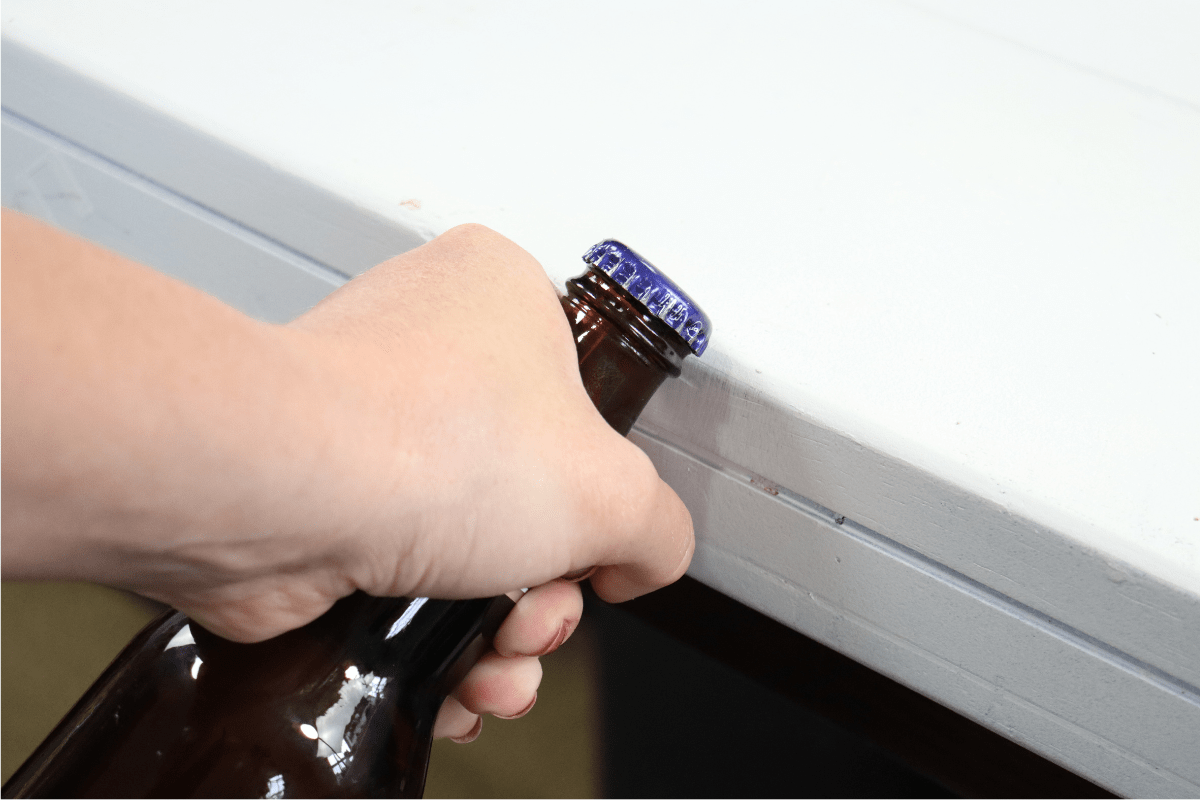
[493,691,537,720]
[453,651,543,719]
[434,695,482,742]
[493,579,582,658]
[587,565,645,604]
[448,714,480,748]
[450,716,483,744]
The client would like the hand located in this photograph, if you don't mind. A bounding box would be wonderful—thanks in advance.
[280,223,693,604]
[2,214,695,740]
[433,580,582,741]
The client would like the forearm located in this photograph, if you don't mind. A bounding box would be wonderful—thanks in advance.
[1,210,355,589]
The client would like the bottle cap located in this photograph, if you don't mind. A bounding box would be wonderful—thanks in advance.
[583,240,712,356]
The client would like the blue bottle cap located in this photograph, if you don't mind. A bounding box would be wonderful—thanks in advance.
[583,240,712,356]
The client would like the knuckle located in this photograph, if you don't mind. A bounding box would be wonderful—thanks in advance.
[443,222,514,256]
[444,222,494,240]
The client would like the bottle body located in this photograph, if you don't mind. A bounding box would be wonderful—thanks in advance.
[4,250,707,799]
[4,594,512,798]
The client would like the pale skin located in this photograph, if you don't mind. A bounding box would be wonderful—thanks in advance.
[1,209,694,743]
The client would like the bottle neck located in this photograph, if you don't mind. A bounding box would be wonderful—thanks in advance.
[562,269,691,436]
[566,269,689,377]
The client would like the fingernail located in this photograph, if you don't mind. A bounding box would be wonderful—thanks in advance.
[495,692,537,720]
[450,715,483,744]
[562,566,598,582]
[530,618,576,657]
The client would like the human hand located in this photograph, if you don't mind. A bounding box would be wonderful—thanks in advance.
[274,224,693,605]
[2,213,694,740]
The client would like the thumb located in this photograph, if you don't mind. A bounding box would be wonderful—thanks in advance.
[585,467,695,603]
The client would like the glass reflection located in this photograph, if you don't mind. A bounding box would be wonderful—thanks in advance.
[301,665,388,776]
[164,624,195,651]
[386,597,428,640]
[263,773,285,799]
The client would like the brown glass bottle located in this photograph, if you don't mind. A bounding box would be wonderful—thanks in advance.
[2,241,710,799]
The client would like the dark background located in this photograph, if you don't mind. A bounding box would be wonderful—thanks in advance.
[589,578,1111,798]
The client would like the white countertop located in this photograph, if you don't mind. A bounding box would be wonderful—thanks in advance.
[4,1,1199,793]
[6,0,1196,592]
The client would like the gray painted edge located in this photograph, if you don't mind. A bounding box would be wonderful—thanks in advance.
[638,357,1200,691]
[2,113,346,325]
[632,425,1200,796]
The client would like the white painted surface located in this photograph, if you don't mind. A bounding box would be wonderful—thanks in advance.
[4,1,1200,794]
[906,0,1200,107]
[4,0,1197,596]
